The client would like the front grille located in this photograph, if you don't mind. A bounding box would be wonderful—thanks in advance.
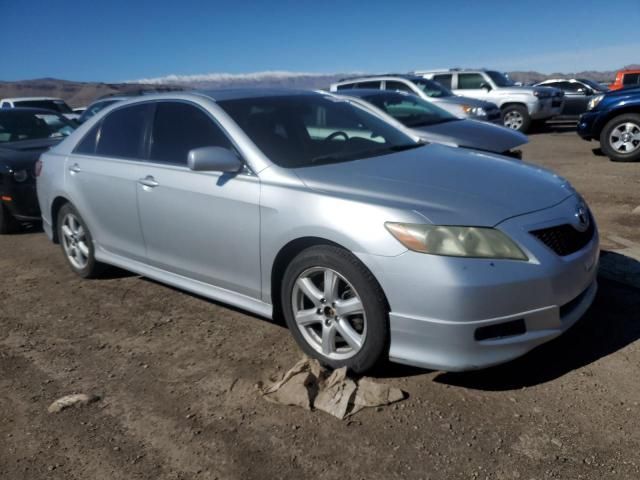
[530,214,595,256]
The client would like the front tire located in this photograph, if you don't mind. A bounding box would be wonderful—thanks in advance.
[502,105,531,133]
[281,245,389,374]
[600,114,640,162]
[57,203,104,278]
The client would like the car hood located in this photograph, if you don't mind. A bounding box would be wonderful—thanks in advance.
[0,138,61,168]
[413,119,528,153]
[434,95,496,109]
[293,144,574,226]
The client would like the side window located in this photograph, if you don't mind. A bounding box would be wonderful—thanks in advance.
[74,122,102,155]
[336,84,354,90]
[558,81,582,92]
[457,73,486,89]
[432,74,452,89]
[385,81,414,94]
[149,102,233,165]
[355,81,381,89]
[95,103,152,159]
[623,73,640,86]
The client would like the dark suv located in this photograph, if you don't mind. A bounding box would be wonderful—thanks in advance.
[577,87,640,162]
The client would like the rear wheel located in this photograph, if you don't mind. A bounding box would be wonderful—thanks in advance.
[502,105,531,133]
[600,114,640,162]
[281,245,389,374]
[0,203,19,234]
[57,203,105,278]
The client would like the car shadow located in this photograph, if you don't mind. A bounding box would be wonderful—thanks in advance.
[433,275,640,391]
[529,121,578,135]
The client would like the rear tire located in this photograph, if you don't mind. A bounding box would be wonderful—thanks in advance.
[57,203,105,278]
[281,245,389,374]
[600,114,640,162]
[502,105,531,133]
[0,203,19,234]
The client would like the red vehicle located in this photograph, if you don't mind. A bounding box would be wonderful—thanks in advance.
[609,69,640,91]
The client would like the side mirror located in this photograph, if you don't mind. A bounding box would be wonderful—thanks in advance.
[480,82,492,91]
[188,146,243,173]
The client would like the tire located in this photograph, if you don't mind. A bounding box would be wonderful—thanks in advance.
[0,203,19,234]
[56,203,105,278]
[281,245,389,374]
[599,113,640,162]
[502,105,531,133]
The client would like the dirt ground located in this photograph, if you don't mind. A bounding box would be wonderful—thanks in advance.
[1,127,639,480]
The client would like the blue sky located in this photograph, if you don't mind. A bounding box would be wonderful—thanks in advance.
[2,0,639,81]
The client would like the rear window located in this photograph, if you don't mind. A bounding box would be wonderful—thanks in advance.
[623,73,640,86]
[13,99,72,114]
[95,103,153,159]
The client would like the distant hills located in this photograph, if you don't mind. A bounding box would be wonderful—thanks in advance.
[2,66,638,107]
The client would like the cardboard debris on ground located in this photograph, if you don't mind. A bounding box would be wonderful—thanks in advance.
[259,357,405,419]
[47,393,101,413]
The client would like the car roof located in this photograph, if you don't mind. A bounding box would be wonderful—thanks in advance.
[0,97,63,102]
[195,88,325,101]
[336,74,425,84]
[334,88,407,98]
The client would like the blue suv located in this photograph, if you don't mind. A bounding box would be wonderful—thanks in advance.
[577,87,640,162]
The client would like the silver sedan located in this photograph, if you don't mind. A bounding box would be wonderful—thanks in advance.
[36,89,599,373]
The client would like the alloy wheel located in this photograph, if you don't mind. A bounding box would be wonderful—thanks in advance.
[503,110,524,130]
[61,213,90,270]
[609,122,640,154]
[291,267,367,360]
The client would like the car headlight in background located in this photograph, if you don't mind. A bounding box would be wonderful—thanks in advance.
[12,169,29,182]
[462,105,487,117]
[587,94,604,111]
[385,223,528,260]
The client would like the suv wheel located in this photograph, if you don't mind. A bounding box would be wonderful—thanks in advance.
[502,105,531,133]
[281,245,389,374]
[57,203,105,278]
[0,203,19,234]
[600,114,640,162]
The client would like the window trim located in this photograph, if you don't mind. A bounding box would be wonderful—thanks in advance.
[71,99,249,172]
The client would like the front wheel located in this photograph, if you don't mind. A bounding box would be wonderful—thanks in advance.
[57,203,105,278]
[281,245,389,374]
[600,114,640,162]
[502,105,531,133]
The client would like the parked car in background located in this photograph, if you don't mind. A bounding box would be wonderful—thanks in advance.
[608,69,640,91]
[336,89,527,158]
[0,97,80,121]
[329,74,502,124]
[73,107,87,115]
[577,87,640,162]
[534,78,607,119]
[417,69,564,133]
[38,89,598,373]
[0,108,76,232]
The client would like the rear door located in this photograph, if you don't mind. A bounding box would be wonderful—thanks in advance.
[66,103,152,261]
[136,101,261,298]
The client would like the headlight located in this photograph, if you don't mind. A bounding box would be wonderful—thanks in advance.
[462,105,487,117]
[385,223,528,260]
[587,94,604,111]
[12,169,29,182]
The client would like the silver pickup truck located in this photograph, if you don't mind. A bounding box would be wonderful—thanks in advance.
[415,69,564,133]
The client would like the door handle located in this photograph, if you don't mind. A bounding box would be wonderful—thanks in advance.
[138,175,159,188]
[69,163,81,174]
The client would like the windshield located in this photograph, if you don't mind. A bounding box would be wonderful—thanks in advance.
[486,71,515,87]
[412,78,454,98]
[217,94,421,168]
[0,111,76,143]
[577,78,607,92]
[13,99,73,114]
[362,92,458,128]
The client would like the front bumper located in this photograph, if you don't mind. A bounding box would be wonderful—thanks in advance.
[1,182,41,222]
[529,98,564,120]
[577,111,600,141]
[357,196,599,371]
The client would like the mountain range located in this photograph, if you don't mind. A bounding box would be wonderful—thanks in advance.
[2,66,638,107]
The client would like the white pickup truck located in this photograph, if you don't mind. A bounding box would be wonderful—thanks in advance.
[415,69,564,132]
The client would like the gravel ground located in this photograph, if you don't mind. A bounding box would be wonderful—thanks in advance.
[1,128,639,480]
